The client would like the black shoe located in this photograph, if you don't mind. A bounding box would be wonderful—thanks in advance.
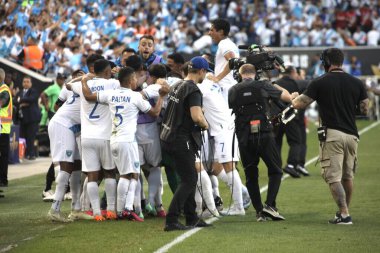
[296,165,310,176]
[256,211,268,222]
[214,196,224,211]
[262,204,285,221]
[164,222,192,232]
[0,182,8,187]
[186,219,213,228]
[328,213,353,225]
[283,165,300,178]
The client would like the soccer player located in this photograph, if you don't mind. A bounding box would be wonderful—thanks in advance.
[72,59,119,221]
[81,67,168,221]
[138,35,163,68]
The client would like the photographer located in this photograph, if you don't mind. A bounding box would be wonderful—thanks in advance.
[292,48,369,225]
[229,64,293,221]
[160,56,212,231]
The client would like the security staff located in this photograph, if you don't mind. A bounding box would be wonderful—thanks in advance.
[228,64,294,221]
[0,68,13,187]
[160,56,211,231]
[275,66,310,177]
[292,48,369,224]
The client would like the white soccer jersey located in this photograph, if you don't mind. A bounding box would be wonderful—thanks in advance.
[97,87,151,143]
[72,78,120,140]
[198,78,232,136]
[50,84,81,132]
[215,37,239,101]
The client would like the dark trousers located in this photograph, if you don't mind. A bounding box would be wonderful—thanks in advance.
[20,122,39,158]
[239,132,283,213]
[298,119,307,167]
[0,134,10,184]
[274,119,302,167]
[45,162,55,192]
[164,137,198,225]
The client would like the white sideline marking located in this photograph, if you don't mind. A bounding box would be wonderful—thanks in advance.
[154,121,380,253]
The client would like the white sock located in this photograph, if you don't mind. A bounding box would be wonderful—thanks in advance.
[134,179,142,214]
[199,170,216,211]
[195,174,203,214]
[80,176,91,211]
[125,178,137,211]
[139,174,146,202]
[105,178,116,211]
[148,167,161,206]
[117,178,130,213]
[51,170,70,212]
[210,175,220,198]
[54,165,61,183]
[87,181,101,216]
[154,174,163,207]
[217,169,229,184]
[241,184,249,198]
[70,170,82,211]
[227,170,243,209]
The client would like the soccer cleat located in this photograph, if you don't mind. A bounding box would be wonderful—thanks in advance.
[200,208,219,218]
[214,196,224,211]
[68,210,93,220]
[283,165,301,178]
[106,210,117,220]
[101,209,107,217]
[94,215,106,221]
[85,210,93,216]
[328,213,353,225]
[262,204,285,221]
[256,211,268,222]
[43,194,55,202]
[48,209,71,223]
[64,192,72,200]
[145,203,157,216]
[124,210,144,222]
[42,190,54,198]
[296,165,310,176]
[157,209,167,217]
[138,212,144,220]
[220,207,245,216]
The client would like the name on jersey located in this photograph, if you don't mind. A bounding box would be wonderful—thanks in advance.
[111,96,131,103]
[91,86,105,92]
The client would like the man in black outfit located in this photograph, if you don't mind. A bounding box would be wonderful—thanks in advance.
[292,48,369,224]
[229,64,294,222]
[275,66,310,177]
[160,56,211,231]
[15,76,41,160]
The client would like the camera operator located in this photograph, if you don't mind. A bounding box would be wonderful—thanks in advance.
[229,64,294,221]
[291,48,369,225]
[274,66,310,177]
[160,56,212,231]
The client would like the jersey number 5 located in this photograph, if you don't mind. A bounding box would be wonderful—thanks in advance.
[115,105,124,127]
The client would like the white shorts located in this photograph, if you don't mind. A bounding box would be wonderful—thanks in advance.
[48,122,80,163]
[138,140,162,167]
[213,128,239,163]
[112,141,140,175]
[81,138,115,172]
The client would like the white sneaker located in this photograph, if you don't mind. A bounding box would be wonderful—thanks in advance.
[43,193,55,202]
[42,190,54,199]
[243,194,251,210]
[64,192,72,200]
[68,210,94,221]
[220,207,245,216]
[48,209,71,223]
[200,209,220,218]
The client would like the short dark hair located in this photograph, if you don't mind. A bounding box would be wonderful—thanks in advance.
[122,48,136,55]
[71,69,85,78]
[148,64,167,78]
[94,59,110,74]
[167,53,185,64]
[211,18,230,36]
[284,66,296,75]
[324,48,344,66]
[86,54,104,68]
[125,55,144,71]
[118,67,135,84]
[140,35,155,43]
[23,75,32,81]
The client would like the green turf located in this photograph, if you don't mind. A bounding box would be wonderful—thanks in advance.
[1,120,379,253]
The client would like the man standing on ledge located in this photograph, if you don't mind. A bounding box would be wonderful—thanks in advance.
[292,48,369,225]
[160,57,212,231]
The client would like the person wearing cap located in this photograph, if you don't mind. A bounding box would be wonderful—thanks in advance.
[39,73,65,128]
[160,56,211,231]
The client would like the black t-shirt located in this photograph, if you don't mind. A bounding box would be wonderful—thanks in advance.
[304,71,368,137]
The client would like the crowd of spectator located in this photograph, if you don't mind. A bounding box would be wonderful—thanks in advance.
[0,0,379,78]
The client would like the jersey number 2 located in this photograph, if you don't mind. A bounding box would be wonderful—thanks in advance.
[89,102,100,119]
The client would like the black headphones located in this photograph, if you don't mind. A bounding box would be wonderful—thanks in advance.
[320,49,331,68]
